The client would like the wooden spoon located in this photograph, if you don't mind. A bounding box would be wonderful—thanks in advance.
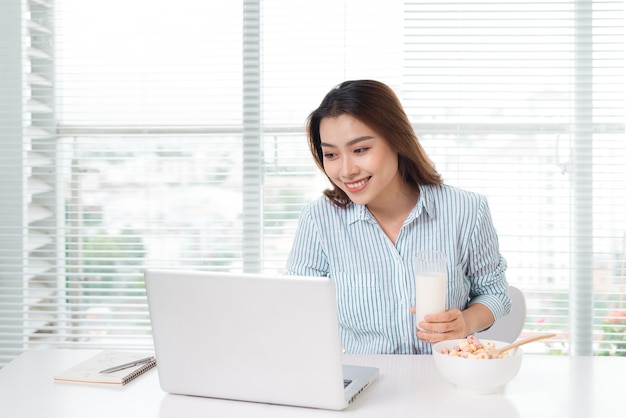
[488,333,556,359]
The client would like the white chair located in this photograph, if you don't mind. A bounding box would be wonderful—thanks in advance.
[475,285,526,343]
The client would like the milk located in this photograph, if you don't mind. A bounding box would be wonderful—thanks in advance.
[414,272,447,330]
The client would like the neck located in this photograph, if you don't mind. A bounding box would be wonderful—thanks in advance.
[367,185,419,220]
[366,186,419,244]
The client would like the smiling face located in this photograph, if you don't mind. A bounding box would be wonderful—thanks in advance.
[319,114,404,209]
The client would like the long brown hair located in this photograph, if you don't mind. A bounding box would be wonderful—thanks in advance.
[306,80,442,208]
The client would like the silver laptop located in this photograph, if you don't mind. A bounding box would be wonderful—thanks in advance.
[144,269,378,410]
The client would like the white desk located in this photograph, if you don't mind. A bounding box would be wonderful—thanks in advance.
[0,349,622,418]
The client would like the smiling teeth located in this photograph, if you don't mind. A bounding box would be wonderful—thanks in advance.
[346,178,368,188]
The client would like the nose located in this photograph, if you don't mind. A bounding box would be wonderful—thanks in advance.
[340,154,359,178]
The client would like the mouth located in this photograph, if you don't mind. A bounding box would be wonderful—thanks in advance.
[344,177,371,193]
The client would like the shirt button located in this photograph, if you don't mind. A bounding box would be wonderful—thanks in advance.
[403,336,408,342]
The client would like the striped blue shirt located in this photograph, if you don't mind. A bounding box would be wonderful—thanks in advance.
[285,184,511,354]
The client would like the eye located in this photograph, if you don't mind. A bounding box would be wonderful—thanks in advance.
[354,147,370,154]
[323,152,337,160]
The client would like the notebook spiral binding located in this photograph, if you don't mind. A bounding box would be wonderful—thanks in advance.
[122,360,157,385]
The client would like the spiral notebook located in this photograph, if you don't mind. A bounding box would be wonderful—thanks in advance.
[53,351,156,386]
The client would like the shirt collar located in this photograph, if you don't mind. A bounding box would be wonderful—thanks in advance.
[408,184,436,222]
[346,184,437,226]
[346,203,372,225]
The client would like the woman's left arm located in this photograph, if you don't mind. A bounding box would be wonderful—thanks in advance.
[416,196,511,342]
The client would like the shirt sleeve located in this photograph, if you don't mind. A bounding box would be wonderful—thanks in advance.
[466,196,512,321]
[285,204,330,277]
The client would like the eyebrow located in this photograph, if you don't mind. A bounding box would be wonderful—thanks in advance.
[320,135,375,148]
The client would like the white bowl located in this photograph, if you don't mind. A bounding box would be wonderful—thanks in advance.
[432,339,523,395]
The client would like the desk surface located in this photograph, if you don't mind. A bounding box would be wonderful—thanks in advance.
[0,349,623,418]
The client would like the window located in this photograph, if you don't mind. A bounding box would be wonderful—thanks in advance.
[0,0,624,367]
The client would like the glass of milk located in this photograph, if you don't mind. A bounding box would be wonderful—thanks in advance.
[414,251,448,330]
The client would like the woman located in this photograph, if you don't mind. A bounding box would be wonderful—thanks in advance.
[286,80,511,354]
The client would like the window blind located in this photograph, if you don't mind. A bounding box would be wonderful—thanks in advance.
[0,0,624,368]
[402,0,625,356]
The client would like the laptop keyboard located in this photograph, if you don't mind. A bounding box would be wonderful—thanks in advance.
[343,379,352,388]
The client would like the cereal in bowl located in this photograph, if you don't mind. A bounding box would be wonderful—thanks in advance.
[439,335,507,359]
